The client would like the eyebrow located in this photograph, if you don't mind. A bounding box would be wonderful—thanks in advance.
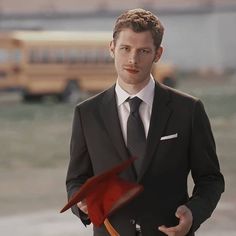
[119,44,152,50]
[119,44,130,47]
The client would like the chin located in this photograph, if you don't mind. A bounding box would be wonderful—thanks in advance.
[123,78,139,85]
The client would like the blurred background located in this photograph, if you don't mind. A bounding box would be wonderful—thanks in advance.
[0,0,235,235]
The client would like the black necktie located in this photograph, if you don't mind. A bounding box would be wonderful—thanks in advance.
[127,97,146,175]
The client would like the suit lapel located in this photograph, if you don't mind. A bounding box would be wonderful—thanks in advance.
[99,86,136,180]
[99,86,130,158]
[138,83,172,181]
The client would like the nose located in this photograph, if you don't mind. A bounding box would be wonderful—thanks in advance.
[128,51,138,65]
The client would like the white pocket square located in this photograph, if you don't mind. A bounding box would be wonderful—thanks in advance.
[160,133,178,140]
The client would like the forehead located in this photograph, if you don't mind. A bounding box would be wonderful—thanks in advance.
[115,28,155,48]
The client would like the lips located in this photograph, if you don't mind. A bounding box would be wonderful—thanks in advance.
[124,67,139,74]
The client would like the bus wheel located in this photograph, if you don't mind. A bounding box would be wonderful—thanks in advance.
[60,80,80,103]
[22,94,43,102]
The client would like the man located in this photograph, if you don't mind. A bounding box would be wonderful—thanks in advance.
[66,8,224,236]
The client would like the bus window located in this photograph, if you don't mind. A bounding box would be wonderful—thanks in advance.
[0,49,10,63]
[29,48,44,63]
[67,49,80,64]
[0,48,22,64]
[55,49,65,63]
[41,49,50,63]
[11,49,22,63]
[29,49,37,63]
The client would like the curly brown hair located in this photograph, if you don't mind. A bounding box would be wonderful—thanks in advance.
[113,8,164,49]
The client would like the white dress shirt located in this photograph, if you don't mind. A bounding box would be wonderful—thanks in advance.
[115,76,155,145]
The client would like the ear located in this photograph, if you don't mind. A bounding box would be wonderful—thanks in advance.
[154,46,163,63]
[109,40,115,58]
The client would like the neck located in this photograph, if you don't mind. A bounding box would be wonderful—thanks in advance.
[118,77,150,95]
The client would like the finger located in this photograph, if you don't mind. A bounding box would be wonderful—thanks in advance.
[77,201,88,214]
[158,225,178,234]
[175,206,193,235]
[175,205,188,218]
[176,205,193,226]
[81,206,88,214]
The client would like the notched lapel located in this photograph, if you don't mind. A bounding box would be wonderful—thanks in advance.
[99,86,136,180]
[138,84,172,181]
[99,86,130,163]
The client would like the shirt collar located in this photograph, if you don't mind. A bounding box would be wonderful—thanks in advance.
[115,82,130,106]
[115,75,155,107]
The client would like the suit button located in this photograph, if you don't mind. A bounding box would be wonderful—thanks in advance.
[130,219,136,225]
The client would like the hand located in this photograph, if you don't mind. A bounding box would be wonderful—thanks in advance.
[77,200,88,214]
[158,205,193,236]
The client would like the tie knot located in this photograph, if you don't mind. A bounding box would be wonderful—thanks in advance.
[128,97,142,113]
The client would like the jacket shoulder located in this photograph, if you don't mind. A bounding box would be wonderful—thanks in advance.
[166,85,198,101]
[74,85,115,111]
[160,83,200,106]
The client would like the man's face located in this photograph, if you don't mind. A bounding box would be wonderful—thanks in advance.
[110,28,162,91]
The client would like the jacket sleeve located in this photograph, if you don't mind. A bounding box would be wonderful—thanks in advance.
[185,100,225,232]
[66,105,93,226]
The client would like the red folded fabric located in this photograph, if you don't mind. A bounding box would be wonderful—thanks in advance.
[60,158,143,226]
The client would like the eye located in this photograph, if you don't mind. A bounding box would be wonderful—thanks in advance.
[140,49,150,54]
[120,46,129,52]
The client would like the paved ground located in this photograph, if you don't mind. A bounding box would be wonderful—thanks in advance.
[0,210,92,236]
[0,198,235,236]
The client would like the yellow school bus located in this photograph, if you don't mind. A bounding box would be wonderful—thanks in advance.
[0,31,176,102]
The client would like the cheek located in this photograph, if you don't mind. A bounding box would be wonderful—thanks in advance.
[114,55,125,67]
[140,59,153,69]
[114,58,123,73]
[147,58,155,67]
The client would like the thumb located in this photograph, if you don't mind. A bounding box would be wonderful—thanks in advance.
[175,205,188,219]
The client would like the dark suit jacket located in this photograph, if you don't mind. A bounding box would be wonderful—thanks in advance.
[66,82,224,236]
